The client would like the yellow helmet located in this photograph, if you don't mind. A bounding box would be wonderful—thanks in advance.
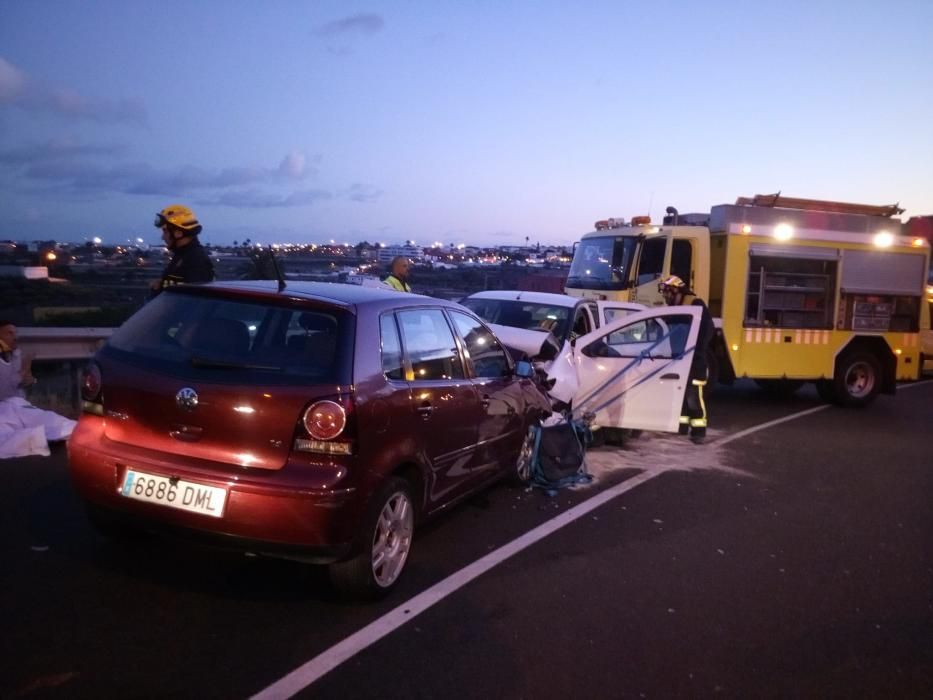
[659,275,689,293]
[154,204,202,235]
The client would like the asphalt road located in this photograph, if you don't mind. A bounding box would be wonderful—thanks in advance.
[2,380,932,699]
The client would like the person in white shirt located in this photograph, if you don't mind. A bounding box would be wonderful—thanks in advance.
[0,320,76,458]
[0,320,36,399]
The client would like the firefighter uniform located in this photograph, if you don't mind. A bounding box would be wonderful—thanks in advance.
[156,238,214,293]
[152,204,215,297]
[660,275,715,444]
[384,274,411,292]
[679,296,715,443]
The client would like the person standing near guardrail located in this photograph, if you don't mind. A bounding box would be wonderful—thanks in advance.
[383,256,412,292]
[0,320,76,458]
[150,204,215,297]
[0,320,36,400]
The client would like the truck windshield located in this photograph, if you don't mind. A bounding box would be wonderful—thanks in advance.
[565,235,637,291]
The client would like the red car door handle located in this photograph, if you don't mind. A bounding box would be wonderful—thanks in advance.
[660,373,680,380]
[417,404,435,419]
[480,395,490,409]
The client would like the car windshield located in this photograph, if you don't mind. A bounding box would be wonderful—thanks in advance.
[105,290,353,385]
[461,298,571,340]
[565,235,636,291]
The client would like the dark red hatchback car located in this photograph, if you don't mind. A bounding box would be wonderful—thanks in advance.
[69,281,549,597]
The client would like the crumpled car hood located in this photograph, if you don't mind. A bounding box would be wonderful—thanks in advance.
[488,323,560,361]
[488,323,576,405]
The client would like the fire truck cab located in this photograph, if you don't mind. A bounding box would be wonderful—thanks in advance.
[566,194,931,406]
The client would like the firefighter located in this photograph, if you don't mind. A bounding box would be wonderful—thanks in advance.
[659,275,715,443]
[151,204,215,296]
[384,256,412,292]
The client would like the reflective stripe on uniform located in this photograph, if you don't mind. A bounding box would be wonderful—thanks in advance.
[691,376,708,430]
[696,380,707,423]
[385,275,411,292]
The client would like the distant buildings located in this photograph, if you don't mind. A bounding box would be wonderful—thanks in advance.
[0,236,575,280]
[0,265,49,279]
[376,244,424,263]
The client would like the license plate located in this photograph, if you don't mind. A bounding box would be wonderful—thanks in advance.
[121,470,227,518]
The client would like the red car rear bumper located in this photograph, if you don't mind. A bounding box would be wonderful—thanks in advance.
[68,419,363,559]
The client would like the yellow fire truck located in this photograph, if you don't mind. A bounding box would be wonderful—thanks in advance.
[565,194,931,406]
[906,216,933,373]
[922,278,933,373]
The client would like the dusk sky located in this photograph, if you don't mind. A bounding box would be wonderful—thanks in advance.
[1,1,931,248]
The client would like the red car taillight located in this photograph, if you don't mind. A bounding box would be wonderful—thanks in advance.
[303,400,346,440]
[80,362,104,415]
[295,397,354,455]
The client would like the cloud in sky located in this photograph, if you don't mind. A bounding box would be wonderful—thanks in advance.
[2,142,337,209]
[0,138,125,164]
[0,56,146,125]
[278,151,310,178]
[314,13,385,37]
[203,188,332,209]
[343,183,383,203]
[315,13,385,55]
[30,89,146,125]
[0,57,26,101]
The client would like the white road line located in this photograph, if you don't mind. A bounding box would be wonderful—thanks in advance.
[713,404,829,448]
[250,401,860,699]
[715,379,933,448]
[899,378,933,391]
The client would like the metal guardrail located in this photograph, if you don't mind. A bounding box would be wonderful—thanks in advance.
[17,327,113,361]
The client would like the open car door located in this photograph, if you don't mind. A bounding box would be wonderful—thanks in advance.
[595,300,647,327]
[554,306,703,433]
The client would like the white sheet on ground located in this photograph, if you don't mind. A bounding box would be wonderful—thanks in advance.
[0,397,77,458]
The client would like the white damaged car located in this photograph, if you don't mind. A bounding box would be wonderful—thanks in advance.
[462,292,705,435]
[461,292,700,432]
[461,291,643,352]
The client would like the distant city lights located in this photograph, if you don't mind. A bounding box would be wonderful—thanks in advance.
[7,233,577,278]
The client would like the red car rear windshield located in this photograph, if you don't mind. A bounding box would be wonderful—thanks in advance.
[106,291,353,385]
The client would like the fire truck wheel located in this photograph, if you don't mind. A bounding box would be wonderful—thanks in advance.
[833,351,881,408]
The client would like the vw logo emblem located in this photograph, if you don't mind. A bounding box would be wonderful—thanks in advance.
[176,387,199,411]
